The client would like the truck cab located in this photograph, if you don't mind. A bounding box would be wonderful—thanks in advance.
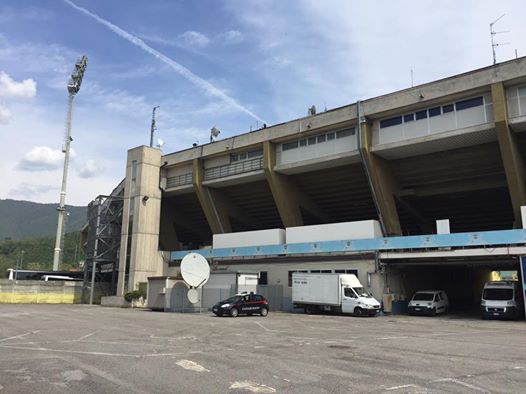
[342,286,380,316]
[481,281,524,320]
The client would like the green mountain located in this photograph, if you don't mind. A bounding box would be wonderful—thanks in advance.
[0,199,87,241]
[0,232,85,278]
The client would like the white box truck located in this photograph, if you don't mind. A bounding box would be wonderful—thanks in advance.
[292,273,381,316]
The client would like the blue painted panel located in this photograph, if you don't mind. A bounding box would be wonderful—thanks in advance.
[170,229,526,261]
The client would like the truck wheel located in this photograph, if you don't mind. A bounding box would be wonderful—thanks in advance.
[305,305,316,314]
[354,307,363,317]
[260,308,268,317]
[230,308,239,318]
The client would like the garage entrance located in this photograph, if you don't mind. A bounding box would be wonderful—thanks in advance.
[385,256,520,315]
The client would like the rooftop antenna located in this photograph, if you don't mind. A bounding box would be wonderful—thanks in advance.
[411,69,414,87]
[490,14,510,65]
[52,55,87,272]
[149,106,160,147]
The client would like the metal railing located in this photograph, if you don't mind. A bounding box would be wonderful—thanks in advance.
[204,157,263,180]
[166,173,193,188]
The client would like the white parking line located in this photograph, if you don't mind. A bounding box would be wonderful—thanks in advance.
[433,378,486,392]
[0,331,35,343]
[75,332,96,341]
[0,344,186,358]
[176,360,210,372]
[385,384,419,391]
[229,381,276,393]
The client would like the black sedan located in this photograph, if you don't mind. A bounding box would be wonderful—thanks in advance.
[212,293,269,317]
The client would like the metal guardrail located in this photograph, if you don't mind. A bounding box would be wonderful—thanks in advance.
[204,157,263,180]
[170,229,526,260]
[166,173,193,188]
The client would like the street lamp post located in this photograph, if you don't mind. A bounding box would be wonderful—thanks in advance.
[52,56,88,272]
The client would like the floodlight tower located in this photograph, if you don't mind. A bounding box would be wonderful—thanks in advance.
[52,55,88,272]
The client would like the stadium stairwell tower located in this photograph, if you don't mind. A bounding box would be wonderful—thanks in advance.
[117,146,165,294]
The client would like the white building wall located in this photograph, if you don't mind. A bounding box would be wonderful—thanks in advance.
[373,93,493,146]
[204,154,231,169]
[166,164,192,178]
[276,132,356,166]
[213,229,285,248]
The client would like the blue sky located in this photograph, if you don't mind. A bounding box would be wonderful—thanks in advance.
[0,0,525,206]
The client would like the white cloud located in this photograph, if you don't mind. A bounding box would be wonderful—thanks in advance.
[17,146,75,171]
[217,30,244,45]
[9,183,58,199]
[0,71,37,98]
[77,159,103,178]
[0,104,11,124]
[178,31,210,48]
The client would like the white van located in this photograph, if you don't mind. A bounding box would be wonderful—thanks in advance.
[481,281,524,320]
[408,290,449,316]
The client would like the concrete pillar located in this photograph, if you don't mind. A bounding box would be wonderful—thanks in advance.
[263,141,303,227]
[117,146,163,295]
[192,159,232,234]
[491,82,526,227]
[359,121,402,235]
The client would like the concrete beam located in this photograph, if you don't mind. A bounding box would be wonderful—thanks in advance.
[263,141,331,227]
[491,82,526,227]
[395,196,433,234]
[360,121,402,236]
[192,159,232,234]
[397,178,507,198]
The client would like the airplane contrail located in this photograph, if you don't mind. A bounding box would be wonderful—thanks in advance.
[63,0,267,124]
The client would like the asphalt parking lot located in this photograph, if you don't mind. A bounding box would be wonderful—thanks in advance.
[0,305,525,393]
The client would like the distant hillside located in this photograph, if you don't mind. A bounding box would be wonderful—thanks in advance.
[0,199,87,241]
[0,231,85,278]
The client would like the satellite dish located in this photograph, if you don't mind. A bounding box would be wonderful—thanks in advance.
[187,288,199,304]
[180,253,210,288]
[157,138,165,148]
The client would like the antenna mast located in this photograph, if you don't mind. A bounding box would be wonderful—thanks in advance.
[490,14,508,65]
[150,106,160,147]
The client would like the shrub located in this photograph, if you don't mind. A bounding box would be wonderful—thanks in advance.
[124,289,145,302]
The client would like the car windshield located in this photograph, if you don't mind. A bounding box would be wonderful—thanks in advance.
[412,293,434,301]
[483,288,513,301]
[222,296,241,304]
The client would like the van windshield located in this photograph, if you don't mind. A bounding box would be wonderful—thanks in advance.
[353,287,372,298]
[483,288,513,301]
[412,293,434,301]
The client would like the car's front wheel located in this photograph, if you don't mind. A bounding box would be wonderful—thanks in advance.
[260,308,268,317]
[230,308,239,317]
